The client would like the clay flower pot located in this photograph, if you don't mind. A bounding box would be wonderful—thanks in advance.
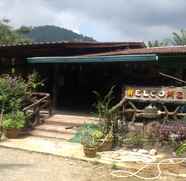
[5,128,20,138]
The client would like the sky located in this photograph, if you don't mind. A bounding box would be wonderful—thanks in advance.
[0,0,186,42]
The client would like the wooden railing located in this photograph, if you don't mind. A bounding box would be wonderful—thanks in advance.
[23,92,52,128]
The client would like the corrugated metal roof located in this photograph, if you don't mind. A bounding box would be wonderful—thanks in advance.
[0,41,145,48]
[0,41,145,58]
[85,46,186,56]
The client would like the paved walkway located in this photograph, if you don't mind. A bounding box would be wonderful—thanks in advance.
[0,136,163,169]
[1,137,186,181]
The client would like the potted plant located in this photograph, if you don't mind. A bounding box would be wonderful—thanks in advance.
[2,111,26,138]
[123,132,145,149]
[97,130,113,152]
[81,129,98,158]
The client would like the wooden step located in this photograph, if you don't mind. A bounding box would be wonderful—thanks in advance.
[34,124,78,134]
[30,130,74,140]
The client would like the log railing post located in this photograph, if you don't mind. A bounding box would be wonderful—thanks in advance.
[23,92,52,128]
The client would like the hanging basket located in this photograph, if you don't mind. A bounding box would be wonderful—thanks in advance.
[83,146,97,158]
[97,133,113,152]
[97,139,113,152]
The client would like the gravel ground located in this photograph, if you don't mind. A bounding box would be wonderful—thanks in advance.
[0,147,121,181]
[0,147,185,181]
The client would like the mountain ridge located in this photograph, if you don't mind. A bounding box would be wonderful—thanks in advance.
[21,25,96,43]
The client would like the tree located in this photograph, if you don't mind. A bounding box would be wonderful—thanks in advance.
[167,29,186,46]
[16,26,33,35]
[0,20,32,44]
[147,40,168,47]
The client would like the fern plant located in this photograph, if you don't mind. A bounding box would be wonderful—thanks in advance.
[176,143,186,156]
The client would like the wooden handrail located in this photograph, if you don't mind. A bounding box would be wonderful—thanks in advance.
[23,93,50,111]
[23,92,52,128]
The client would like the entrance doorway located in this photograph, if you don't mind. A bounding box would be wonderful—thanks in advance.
[53,63,124,112]
[32,62,159,113]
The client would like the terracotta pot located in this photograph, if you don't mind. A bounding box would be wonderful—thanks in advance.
[5,128,20,138]
[97,139,112,152]
[83,146,97,158]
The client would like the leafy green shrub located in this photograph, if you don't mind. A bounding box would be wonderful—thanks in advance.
[123,132,145,148]
[0,75,28,113]
[2,111,26,129]
[81,127,99,147]
[0,72,43,113]
[27,71,44,92]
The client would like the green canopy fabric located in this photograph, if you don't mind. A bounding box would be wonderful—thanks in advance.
[27,54,158,64]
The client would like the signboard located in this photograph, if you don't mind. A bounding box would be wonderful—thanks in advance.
[125,86,186,103]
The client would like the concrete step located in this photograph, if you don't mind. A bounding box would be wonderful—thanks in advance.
[44,114,97,127]
[30,113,98,140]
[34,124,78,134]
[30,130,74,140]
[44,120,84,127]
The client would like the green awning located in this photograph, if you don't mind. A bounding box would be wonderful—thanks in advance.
[27,54,158,64]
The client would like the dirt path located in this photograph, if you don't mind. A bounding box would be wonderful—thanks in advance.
[0,147,120,181]
[0,147,185,181]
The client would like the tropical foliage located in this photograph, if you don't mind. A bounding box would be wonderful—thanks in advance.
[168,29,186,45]
[2,111,26,129]
[80,123,104,147]
[147,40,168,47]
[0,19,31,44]
[93,86,121,146]
[93,86,116,133]
[0,75,27,113]
[0,73,43,130]
[147,29,186,47]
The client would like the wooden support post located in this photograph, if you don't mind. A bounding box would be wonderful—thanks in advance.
[48,96,52,116]
[32,105,40,127]
[52,65,59,108]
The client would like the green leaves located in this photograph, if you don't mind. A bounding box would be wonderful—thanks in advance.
[176,143,186,156]
[2,111,26,129]
[147,40,168,47]
[0,75,27,113]
[80,124,103,147]
[171,29,186,45]
[0,20,32,44]
[147,29,186,47]
[93,86,115,120]
[27,71,44,92]
[0,72,43,131]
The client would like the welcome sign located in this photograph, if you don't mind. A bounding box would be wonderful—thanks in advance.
[125,86,186,102]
